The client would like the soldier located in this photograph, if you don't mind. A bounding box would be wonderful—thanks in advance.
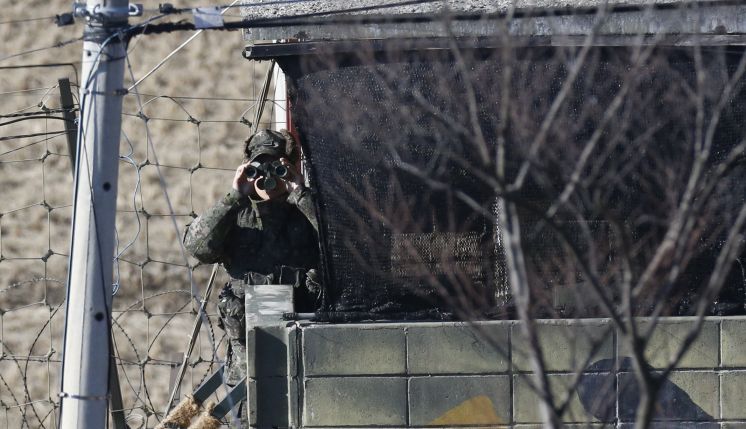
[183,129,320,426]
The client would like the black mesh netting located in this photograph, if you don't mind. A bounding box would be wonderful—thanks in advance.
[279,45,746,317]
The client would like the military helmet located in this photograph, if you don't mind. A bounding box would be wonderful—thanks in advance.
[244,129,296,162]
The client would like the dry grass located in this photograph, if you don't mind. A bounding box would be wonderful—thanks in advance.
[1,2,267,426]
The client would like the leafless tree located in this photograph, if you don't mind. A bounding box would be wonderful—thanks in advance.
[281,4,746,428]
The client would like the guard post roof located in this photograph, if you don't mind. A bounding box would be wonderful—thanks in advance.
[241,0,746,59]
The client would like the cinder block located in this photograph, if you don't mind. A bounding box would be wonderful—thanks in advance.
[618,319,719,369]
[618,371,719,422]
[288,324,299,376]
[512,320,614,372]
[302,377,407,426]
[287,325,300,427]
[407,322,510,374]
[408,375,510,425]
[288,371,300,428]
[303,325,406,375]
[247,379,291,428]
[255,376,289,428]
[246,324,292,377]
[247,378,257,426]
[721,371,746,419]
[721,319,746,367]
[513,373,616,423]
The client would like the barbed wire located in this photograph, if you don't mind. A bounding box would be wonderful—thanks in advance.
[0,1,297,424]
[0,20,284,424]
[133,93,259,101]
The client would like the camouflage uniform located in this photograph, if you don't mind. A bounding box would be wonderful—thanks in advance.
[183,131,319,427]
[185,185,319,372]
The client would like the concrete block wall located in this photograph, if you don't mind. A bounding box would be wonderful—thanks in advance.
[247,317,746,428]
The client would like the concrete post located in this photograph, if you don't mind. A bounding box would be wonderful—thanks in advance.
[58,1,129,427]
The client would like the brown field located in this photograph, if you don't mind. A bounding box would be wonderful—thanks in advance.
[1,1,267,426]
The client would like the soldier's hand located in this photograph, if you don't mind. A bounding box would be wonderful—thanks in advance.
[232,162,259,198]
[278,158,304,192]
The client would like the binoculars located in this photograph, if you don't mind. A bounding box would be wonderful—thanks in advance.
[245,160,292,191]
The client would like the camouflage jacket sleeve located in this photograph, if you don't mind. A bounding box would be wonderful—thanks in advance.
[286,184,319,233]
[183,189,249,264]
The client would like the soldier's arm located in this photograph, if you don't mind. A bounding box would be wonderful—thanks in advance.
[183,189,249,263]
[286,185,318,233]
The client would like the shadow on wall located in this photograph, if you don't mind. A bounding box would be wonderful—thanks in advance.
[577,358,713,423]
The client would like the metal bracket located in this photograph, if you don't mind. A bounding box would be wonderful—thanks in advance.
[128,4,144,16]
[72,2,88,18]
[70,2,142,20]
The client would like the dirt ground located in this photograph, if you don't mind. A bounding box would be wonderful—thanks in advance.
[1,2,267,426]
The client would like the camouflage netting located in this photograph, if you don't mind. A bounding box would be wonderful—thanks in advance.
[279,45,746,317]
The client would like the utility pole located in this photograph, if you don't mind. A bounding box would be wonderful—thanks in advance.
[58,0,129,427]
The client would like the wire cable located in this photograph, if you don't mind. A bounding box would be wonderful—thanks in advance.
[127,0,242,92]
[0,16,57,26]
[0,108,77,118]
[112,128,143,296]
[0,116,75,127]
[0,131,66,142]
[132,92,259,101]
[0,87,59,97]
[0,37,83,64]
[125,51,209,336]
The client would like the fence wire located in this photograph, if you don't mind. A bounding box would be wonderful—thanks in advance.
[0,48,283,428]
